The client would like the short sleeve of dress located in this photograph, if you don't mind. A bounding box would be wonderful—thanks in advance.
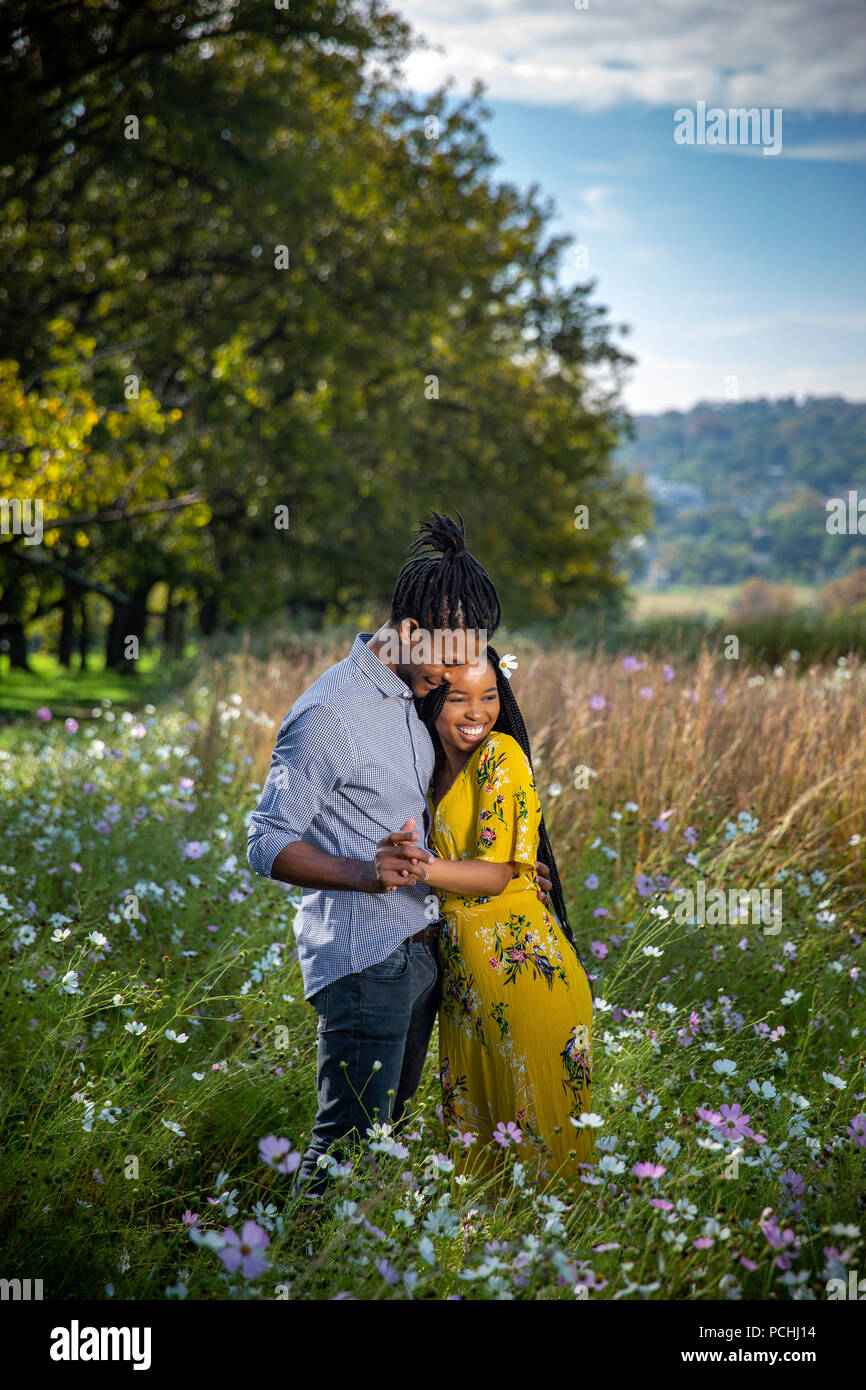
[473,734,538,870]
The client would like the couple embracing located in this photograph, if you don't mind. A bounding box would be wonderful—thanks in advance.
[246,513,595,1197]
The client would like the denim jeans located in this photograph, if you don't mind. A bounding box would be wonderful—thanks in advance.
[293,936,441,1196]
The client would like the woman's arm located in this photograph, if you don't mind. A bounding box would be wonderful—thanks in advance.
[376,827,513,897]
[421,854,514,898]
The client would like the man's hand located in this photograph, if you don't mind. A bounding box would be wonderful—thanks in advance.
[535,858,552,905]
[372,818,433,891]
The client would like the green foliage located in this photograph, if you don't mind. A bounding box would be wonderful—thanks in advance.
[0,0,648,658]
[618,399,866,586]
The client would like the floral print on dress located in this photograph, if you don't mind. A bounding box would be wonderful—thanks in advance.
[428,732,595,1183]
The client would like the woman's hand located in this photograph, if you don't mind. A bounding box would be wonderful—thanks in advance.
[373,819,432,890]
[535,858,552,904]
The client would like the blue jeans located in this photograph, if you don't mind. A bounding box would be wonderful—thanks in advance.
[293,937,441,1195]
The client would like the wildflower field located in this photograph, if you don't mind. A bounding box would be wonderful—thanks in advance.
[1,638,864,1302]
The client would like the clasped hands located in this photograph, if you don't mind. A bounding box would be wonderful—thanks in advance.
[372,817,552,903]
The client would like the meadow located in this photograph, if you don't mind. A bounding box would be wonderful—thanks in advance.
[1,636,864,1301]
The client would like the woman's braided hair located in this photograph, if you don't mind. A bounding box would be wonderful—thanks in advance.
[414,644,593,997]
[390,511,501,636]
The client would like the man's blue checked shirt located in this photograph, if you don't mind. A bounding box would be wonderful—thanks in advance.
[246,633,437,999]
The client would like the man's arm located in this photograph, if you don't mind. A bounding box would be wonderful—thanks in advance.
[270,819,425,893]
[247,703,415,892]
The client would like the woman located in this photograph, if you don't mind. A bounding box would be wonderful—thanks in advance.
[403,646,595,1184]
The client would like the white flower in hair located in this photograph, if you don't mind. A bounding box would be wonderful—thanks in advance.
[498,653,518,679]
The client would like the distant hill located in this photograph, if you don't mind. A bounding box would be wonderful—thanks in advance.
[615,397,866,586]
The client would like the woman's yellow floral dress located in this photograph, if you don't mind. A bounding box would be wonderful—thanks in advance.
[428,732,595,1182]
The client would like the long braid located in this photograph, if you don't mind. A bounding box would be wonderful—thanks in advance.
[415,646,594,1000]
[391,512,501,636]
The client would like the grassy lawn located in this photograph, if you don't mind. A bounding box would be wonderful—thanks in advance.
[632,584,819,621]
[0,647,197,720]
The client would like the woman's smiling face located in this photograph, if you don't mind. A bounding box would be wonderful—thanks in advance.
[434,657,500,756]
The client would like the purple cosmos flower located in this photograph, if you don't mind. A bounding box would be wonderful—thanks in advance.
[179,776,195,792]
[759,1213,800,1271]
[662,665,675,681]
[36,707,52,721]
[652,808,676,832]
[493,1121,523,1148]
[584,874,599,890]
[258,1134,301,1175]
[712,1103,764,1143]
[219,1221,269,1278]
[649,1198,674,1211]
[683,825,698,846]
[847,1114,866,1146]
[181,1210,199,1227]
[780,1168,806,1197]
[632,1161,666,1179]
[635,874,655,897]
[638,686,653,700]
[65,718,79,733]
[588,694,608,711]
[621,655,646,673]
[693,1237,714,1250]
[375,1256,400,1285]
[182,841,206,860]
[590,941,608,959]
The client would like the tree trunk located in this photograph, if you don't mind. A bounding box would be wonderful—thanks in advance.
[105,577,155,674]
[78,592,89,672]
[3,620,31,670]
[57,579,75,667]
[198,590,219,636]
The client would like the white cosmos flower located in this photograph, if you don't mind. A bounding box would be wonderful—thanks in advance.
[822,1072,846,1089]
[570,1112,604,1128]
[165,1029,189,1044]
[498,653,518,679]
[88,931,109,948]
[124,1020,146,1036]
[60,971,80,994]
[161,1119,186,1136]
[51,927,71,942]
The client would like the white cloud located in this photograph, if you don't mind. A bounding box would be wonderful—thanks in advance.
[396,0,866,114]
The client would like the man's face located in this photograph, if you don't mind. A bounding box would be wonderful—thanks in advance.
[392,620,489,696]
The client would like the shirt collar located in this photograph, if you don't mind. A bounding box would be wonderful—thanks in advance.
[350,632,413,699]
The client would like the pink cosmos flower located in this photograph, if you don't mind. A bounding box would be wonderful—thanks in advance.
[493,1121,522,1148]
[632,1162,666,1179]
[219,1221,270,1279]
[847,1114,866,1146]
[258,1134,301,1174]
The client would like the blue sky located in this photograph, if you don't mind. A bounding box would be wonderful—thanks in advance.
[393,0,866,413]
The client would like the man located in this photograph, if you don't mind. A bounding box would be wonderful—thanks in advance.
[246,513,503,1195]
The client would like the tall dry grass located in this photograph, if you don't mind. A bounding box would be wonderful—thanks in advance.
[195,635,866,907]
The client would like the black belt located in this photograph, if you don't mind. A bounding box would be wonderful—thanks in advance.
[410,923,441,946]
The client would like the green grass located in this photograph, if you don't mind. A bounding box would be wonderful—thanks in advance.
[0,646,197,719]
